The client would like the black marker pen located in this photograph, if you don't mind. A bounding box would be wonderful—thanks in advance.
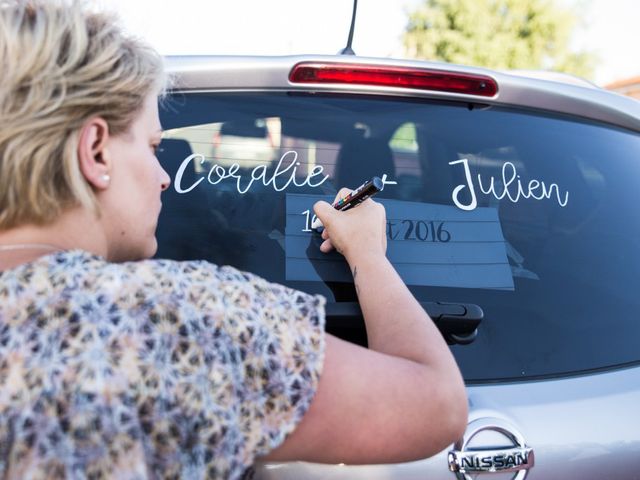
[311,176,384,229]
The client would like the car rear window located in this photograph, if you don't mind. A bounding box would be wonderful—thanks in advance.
[157,92,640,383]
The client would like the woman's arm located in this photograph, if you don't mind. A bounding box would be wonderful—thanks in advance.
[263,193,468,464]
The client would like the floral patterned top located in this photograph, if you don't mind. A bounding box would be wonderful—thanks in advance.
[0,250,326,479]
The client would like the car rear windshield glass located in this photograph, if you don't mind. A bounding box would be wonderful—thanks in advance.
[157,92,640,382]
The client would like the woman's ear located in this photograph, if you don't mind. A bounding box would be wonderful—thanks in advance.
[77,117,112,190]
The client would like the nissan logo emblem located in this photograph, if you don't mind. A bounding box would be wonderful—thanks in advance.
[448,417,535,480]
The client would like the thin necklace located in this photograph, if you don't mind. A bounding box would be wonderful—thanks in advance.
[0,243,62,252]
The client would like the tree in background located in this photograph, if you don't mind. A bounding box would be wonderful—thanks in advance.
[403,0,595,79]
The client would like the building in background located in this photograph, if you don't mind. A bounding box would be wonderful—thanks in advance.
[606,76,640,100]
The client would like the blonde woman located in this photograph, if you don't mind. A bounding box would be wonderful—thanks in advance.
[0,1,467,478]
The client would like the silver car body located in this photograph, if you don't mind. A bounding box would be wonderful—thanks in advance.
[165,55,640,479]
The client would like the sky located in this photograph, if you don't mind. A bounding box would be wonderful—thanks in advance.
[105,0,640,87]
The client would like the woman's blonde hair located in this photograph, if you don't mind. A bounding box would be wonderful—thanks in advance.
[0,0,166,228]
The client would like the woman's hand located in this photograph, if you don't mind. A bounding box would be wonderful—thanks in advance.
[261,186,468,465]
[313,188,387,263]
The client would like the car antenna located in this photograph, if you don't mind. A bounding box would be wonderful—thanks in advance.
[339,0,358,55]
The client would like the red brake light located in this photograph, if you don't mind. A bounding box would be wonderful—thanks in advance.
[289,62,498,97]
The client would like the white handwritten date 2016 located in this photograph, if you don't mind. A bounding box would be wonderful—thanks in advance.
[301,209,319,232]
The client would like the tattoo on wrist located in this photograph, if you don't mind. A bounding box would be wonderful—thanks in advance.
[352,266,361,295]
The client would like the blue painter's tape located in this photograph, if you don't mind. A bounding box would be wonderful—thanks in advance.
[285,194,514,290]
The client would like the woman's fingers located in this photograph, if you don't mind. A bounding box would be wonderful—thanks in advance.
[320,238,334,253]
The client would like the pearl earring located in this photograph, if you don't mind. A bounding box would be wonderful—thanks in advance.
[101,174,110,183]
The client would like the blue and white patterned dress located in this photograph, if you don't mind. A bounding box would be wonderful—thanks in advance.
[0,250,326,479]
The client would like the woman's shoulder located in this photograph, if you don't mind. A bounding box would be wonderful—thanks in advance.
[1,248,325,338]
[35,249,324,316]
[36,248,228,290]
[0,249,226,311]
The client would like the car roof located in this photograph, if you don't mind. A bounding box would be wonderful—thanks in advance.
[165,55,640,133]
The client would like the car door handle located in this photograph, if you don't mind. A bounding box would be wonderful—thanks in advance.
[325,301,483,345]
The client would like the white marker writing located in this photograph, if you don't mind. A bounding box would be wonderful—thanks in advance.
[449,158,569,211]
[174,154,205,193]
[174,150,329,194]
